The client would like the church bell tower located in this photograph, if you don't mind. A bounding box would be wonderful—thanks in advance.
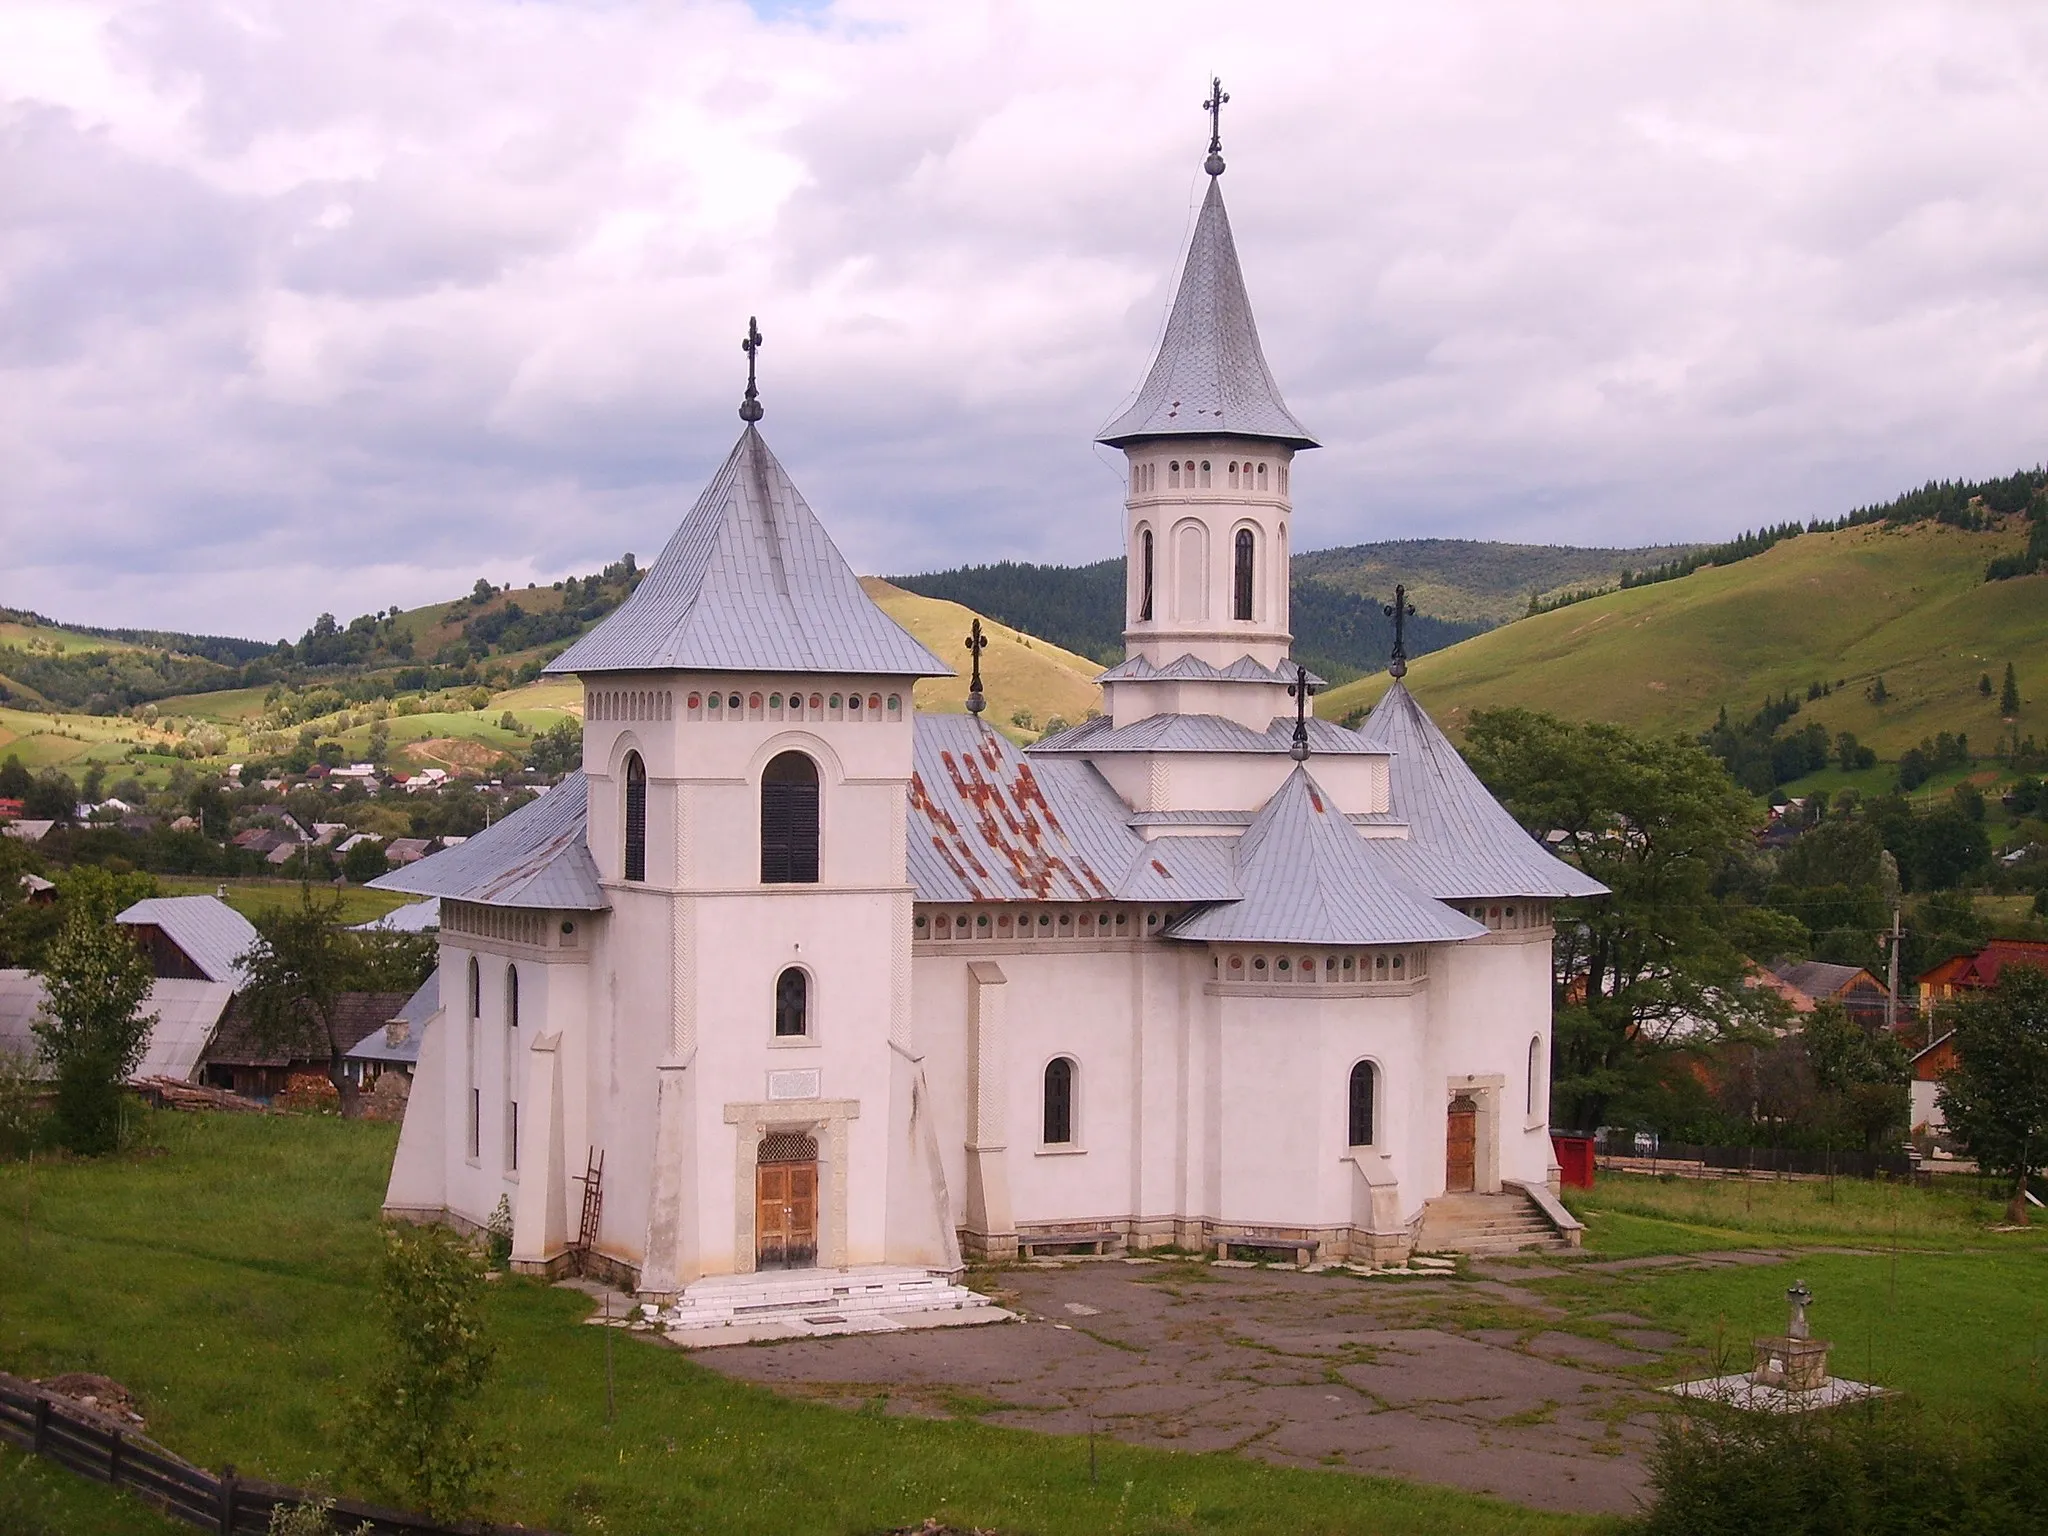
[1095,80,1319,730]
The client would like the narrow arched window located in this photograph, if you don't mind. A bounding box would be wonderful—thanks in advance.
[1139,528,1154,621]
[1199,460,1212,487]
[761,751,820,884]
[1228,461,1240,488]
[1233,529,1256,621]
[623,752,647,882]
[1349,1061,1377,1147]
[1528,1036,1543,1118]
[468,956,481,1019]
[465,956,481,1161]
[1168,460,1181,488]
[1043,1057,1075,1145]
[775,967,808,1037]
[505,964,520,1172]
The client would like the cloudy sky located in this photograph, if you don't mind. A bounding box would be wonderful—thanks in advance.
[5,2,2048,640]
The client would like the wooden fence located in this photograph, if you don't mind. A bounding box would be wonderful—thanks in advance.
[0,1374,558,1536]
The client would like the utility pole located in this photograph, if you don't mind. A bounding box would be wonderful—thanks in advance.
[1885,906,1902,1037]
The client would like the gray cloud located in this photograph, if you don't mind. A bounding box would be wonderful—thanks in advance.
[2,1,2046,637]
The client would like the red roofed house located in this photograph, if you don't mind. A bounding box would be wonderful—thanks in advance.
[1918,939,2048,1018]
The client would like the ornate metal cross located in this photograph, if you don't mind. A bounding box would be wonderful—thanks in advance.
[740,316,764,423]
[1288,663,1311,762]
[964,617,988,717]
[1384,583,1416,679]
[1203,77,1229,174]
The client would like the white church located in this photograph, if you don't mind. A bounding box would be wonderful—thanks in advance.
[374,111,1605,1298]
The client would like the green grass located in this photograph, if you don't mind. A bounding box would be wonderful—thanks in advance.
[0,1444,185,1535]
[0,1114,1591,1536]
[1318,520,2047,756]
[152,875,418,925]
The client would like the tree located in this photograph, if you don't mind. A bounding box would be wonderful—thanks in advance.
[342,839,390,883]
[1936,962,2048,1223]
[1981,673,1994,697]
[1870,675,1889,705]
[1801,1000,1909,1153]
[344,1223,499,1517]
[33,880,157,1154]
[236,888,370,1115]
[2002,662,2022,717]
[1464,709,1803,1130]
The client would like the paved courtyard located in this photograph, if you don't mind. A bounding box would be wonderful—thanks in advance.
[687,1254,1751,1517]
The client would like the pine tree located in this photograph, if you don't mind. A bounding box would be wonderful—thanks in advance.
[1870,675,1889,705]
[1981,673,1994,697]
[2001,662,2021,716]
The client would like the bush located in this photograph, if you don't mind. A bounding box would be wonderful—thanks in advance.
[0,1049,42,1159]
[344,1224,498,1519]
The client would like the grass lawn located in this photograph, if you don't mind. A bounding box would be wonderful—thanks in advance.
[153,874,417,926]
[0,1114,1591,1536]
[0,1445,185,1536]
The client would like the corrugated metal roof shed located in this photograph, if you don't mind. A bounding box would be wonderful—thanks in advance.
[0,970,231,1082]
[1354,682,1609,902]
[1097,174,1317,451]
[546,426,950,679]
[1167,769,1485,946]
[116,896,258,989]
[369,777,606,910]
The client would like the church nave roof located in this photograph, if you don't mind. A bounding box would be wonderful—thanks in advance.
[368,773,606,911]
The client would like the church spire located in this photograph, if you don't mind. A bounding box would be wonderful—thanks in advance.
[1097,96,1315,451]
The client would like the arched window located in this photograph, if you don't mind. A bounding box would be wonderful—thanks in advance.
[1168,460,1181,488]
[1199,460,1212,487]
[1257,462,1268,490]
[1528,1036,1543,1118]
[1349,1061,1377,1147]
[775,967,808,1037]
[1043,1057,1075,1145]
[1228,461,1240,488]
[1138,528,1154,621]
[623,752,647,882]
[1233,529,1256,621]
[1130,463,1139,493]
[465,956,481,1161]
[761,751,820,884]
[467,956,480,1019]
[505,965,520,1172]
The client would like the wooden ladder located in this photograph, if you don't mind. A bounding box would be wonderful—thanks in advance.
[571,1147,604,1272]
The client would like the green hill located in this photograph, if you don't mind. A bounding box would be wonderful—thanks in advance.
[1293,538,1703,626]
[1316,519,2046,761]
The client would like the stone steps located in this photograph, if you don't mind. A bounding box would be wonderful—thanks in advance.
[1414,1190,1574,1255]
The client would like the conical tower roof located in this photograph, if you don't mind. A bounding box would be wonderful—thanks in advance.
[1098,175,1316,450]
[546,426,950,678]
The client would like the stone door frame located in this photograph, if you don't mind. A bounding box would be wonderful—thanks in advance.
[1444,1073,1505,1195]
[723,1098,859,1273]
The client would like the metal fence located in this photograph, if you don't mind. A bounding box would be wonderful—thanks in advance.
[1599,1143,1913,1179]
[0,1374,558,1536]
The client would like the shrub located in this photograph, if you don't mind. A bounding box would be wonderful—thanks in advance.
[0,1049,42,1159]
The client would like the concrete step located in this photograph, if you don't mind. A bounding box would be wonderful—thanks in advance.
[1414,1189,1575,1255]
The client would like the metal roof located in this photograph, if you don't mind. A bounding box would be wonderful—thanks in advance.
[116,896,259,988]
[368,776,607,910]
[1352,682,1609,902]
[1772,960,1882,999]
[908,715,1140,902]
[1166,769,1484,946]
[0,970,231,1082]
[1031,712,1374,756]
[347,969,438,1067]
[1096,653,1325,688]
[1097,175,1317,450]
[351,897,441,933]
[1114,835,1239,903]
[546,426,950,679]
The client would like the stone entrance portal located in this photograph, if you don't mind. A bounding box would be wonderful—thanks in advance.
[1446,1094,1478,1193]
[755,1131,819,1269]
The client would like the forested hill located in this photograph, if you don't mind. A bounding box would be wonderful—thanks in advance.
[885,558,1481,684]
[1292,539,1703,626]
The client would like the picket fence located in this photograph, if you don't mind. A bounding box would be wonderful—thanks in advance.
[0,1374,559,1536]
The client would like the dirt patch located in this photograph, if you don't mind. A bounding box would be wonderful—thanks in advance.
[400,736,511,774]
[37,1373,146,1428]
[698,1261,1679,1516]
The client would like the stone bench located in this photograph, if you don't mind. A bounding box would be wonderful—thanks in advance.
[1017,1230,1126,1258]
[1216,1234,1319,1267]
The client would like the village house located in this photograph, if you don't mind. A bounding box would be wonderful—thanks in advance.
[372,117,1604,1299]
[1767,960,1893,1031]
[1908,937,2048,1136]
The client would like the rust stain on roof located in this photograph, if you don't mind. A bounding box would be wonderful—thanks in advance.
[909,740,1113,901]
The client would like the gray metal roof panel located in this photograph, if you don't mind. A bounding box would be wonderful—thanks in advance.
[1113,835,1239,903]
[1031,712,1374,756]
[908,714,1143,902]
[1352,683,1608,901]
[546,427,949,679]
[1098,176,1317,450]
[116,896,259,988]
[0,970,231,1082]
[1096,653,1325,688]
[368,776,608,910]
[1166,768,1484,946]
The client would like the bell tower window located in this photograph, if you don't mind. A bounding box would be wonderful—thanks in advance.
[1139,529,1154,621]
[623,752,647,882]
[1233,529,1256,621]
[761,751,820,884]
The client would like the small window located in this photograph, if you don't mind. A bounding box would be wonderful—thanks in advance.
[1349,1061,1377,1147]
[1233,529,1255,621]
[505,964,520,1173]
[1168,461,1181,488]
[1528,1036,1543,1118]
[761,751,820,884]
[1139,528,1154,621]
[1043,1057,1075,1145]
[1257,462,1268,490]
[1199,460,1212,487]
[623,752,647,882]
[775,967,809,1037]
[467,955,481,1018]
[1228,461,1240,488]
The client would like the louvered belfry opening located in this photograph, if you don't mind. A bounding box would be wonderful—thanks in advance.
[623,753,648,882]
[760,750,820,884]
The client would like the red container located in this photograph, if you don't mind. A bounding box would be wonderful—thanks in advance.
[1551,1133,1596,1190]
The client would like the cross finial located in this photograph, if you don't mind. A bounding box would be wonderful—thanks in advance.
[739,316,764,423]
[1203,76,1229,176]
[1287,664,1312,761]
[964,617,988,717]
[1384,583,1416,679]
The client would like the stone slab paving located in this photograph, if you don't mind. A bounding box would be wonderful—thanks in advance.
[689,1257,1734,1517]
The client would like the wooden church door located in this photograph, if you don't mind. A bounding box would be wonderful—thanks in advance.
[756,1131,819,1269]
[1445,1095,1478,1193]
